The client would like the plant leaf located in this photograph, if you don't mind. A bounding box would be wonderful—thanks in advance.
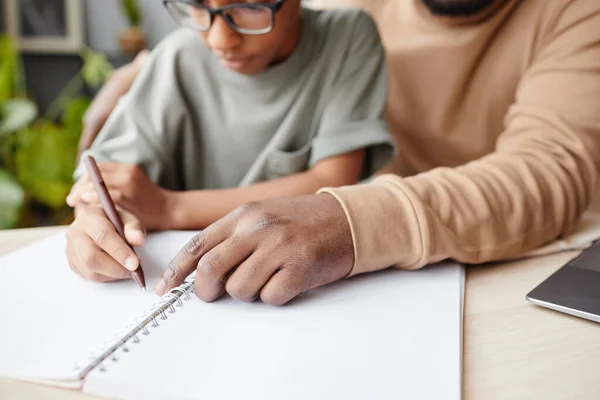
[81,48,114,88]
[0,99,37,138]
[0,34,26,101]
[0,168,24,229]
[61,97,92,139]
[14,121,78,209]
[0,35,16,102]
[121,0,143,27]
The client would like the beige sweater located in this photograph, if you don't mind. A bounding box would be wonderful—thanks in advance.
[311,0,600,276]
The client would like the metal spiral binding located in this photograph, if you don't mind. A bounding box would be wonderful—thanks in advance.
[74,276,195,379]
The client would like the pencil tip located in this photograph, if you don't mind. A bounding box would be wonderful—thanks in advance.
[131,272,146,291]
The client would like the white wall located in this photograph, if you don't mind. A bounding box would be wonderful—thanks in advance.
[85,0,177,54]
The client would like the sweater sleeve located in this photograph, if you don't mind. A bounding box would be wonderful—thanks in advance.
[319,1,600,275]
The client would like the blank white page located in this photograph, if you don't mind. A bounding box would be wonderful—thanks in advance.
[0,230,198,385]
[84,262,464,400]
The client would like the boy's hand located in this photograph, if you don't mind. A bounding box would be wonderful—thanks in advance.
[67,163,174,231]
[66,205,145,282]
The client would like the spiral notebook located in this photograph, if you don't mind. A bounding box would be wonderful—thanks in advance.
[0,230,464,400]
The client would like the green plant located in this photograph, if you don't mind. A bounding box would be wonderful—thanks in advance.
[0,99,37,139]
[120,0,143,27]
[0,168,23,229]
[45,48,112,122]
[14,121,79,209]
[0,34,25,101]
[0,34,37,146]
[0,34,37,229]
[0,34,114,229]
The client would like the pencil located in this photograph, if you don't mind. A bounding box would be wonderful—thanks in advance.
[82,154,146,290]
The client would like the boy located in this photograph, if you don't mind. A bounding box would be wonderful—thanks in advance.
[65,0,393,282]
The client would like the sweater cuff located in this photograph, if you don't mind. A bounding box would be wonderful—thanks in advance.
[318,175,430,276]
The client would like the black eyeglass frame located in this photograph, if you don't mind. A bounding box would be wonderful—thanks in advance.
[163,0,288,35]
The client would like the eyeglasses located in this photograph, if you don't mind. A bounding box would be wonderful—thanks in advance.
[163,0,287,35]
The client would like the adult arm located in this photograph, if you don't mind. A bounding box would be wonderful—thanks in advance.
[77,50,149,161]
[320,0,600,275]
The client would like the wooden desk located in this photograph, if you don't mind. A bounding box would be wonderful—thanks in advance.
[1,227,599,400]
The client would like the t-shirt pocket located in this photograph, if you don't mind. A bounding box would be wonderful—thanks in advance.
[265,142,312,180]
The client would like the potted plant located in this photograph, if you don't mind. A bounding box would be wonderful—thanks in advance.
[119,0,146,55]
[0,34,37,229]
[0,33,114,229]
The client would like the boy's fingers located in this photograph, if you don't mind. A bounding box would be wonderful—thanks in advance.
[81,207,140,272]
[80,190,127,209]
[97,162,119,173]
[69,174,127,207]
[98,162,134,176]
[67,180,92,206]
[68,167,125,207]
[75,173,90,186]
[69,174,90,192]
[74,235,131,280]
[122,209,146,247]
[66,240,84,278]
[68,212,133,281]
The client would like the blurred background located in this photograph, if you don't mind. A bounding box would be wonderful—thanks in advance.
[0,0,176,230]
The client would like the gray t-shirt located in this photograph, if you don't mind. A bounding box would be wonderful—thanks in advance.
[79,8,395,190]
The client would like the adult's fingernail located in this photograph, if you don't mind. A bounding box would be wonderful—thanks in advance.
[155,279,167,296]
[124,256,139,271]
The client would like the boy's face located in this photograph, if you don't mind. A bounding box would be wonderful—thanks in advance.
[194,0,301,76]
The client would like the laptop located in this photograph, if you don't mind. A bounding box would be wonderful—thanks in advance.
[526,240,600,323]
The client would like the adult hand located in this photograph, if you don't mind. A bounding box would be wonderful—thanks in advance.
[66,163,173,231]
[155,194,355,306]
[66,205,145,282]
[77,50,150,162]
